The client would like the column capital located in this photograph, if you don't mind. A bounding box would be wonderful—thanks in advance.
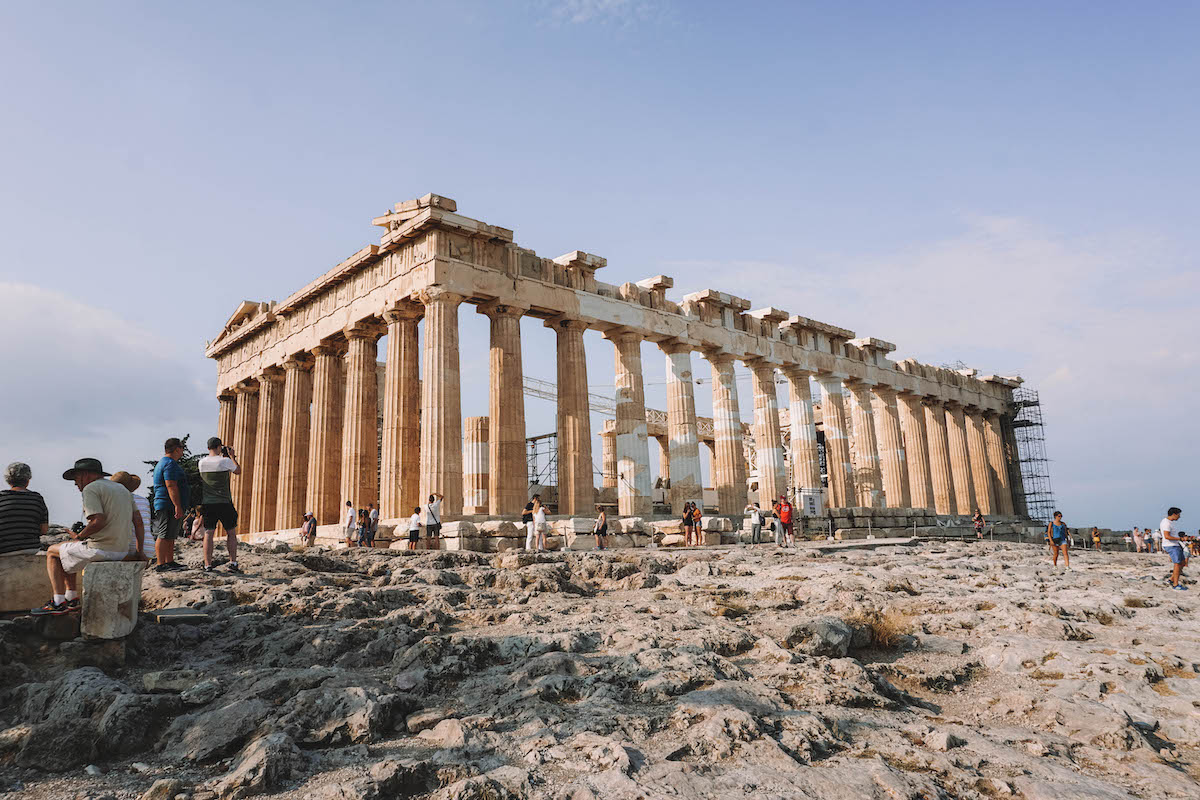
[233,379,260,394]
[344,319,384,341]
[872,384,899,399]
[416,287,465,307]
[382,303,424,324]
[782,365,816,380]
[259,365,285,383]
[477,299,529,320]
[816,370,849,382]
[701,348,738,365]
[544,315,590,332]
[311,340,347,358]
[744,357,782,372]
[657,338,694,356]
[282,353,314,371]
[922,395,945,408]
[602,326,642,344]
[217,391,237,402]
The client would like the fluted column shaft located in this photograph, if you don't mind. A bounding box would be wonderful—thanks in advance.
[601,432,617,489]
[923,399,955,515]
[463,417,489,515]
[341,325,381,513]
[554,319,594,515]
[419,290,464,516]
[275,357,312,530]
[708,354,748,514]
[217,394,237,451]
[306,343,345,525]
[250,369,284,533]
[661,343,702,515]
[898,393,934,511]
[846,382,884,508]
[231,385,259,525]
[611,331,651,516]
[483,305,528,516]
[750,363,786,506]
[965,410,996,515]
[816,375,855,509]
[871,386,911,509]
[381,308,422,519]
[1001,417,1028,516]
[945,403,977,515]
[983,413,1015,515]
[784,369,821,497]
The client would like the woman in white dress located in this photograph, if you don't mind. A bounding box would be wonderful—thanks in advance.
[533,496,547,552]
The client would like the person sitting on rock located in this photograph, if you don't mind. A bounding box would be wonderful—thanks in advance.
[32,458,133,615]
[1,462,48,557]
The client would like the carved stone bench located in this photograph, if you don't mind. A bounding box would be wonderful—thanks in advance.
[80,560,145,640]
[0,552,51,612]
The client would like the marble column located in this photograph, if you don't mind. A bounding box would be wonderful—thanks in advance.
[923,398,955,515]
[749,362,786,506]
[871,386,911,509]
[341,322,381,513]
[217,394,237,451]
[660,341,702,514]
[275,356,313,530]
[380,306,422,520]
[984,412,1015,515]
[553,318,594,515]
[231,382,259,527]
[306,342,345,525]
[655,435,671,486]
[482,303,527,516]
[897,393,934,512]
[784,369,821,497]
[1001,417,1028,516]
[944,402,977,515]
[816,375,855,509]
[845,382,884,508]
[610,330,651,516]
[600,431,617,489]
[463,416,489,515]
[419,289,464,515]
[966,409,996,515]
[249,368,284,533]
[707,353,747,514]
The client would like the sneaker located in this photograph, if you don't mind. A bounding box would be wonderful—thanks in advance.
[65,598,81,613]
[226,562,241,573]
[31,600,68,616]
[167,562,188,571]
[1173,585,1189,591]
[154,563,173,573]
[202,564,215,573]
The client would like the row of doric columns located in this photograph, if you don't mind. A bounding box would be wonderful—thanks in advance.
[219,300,1021,532]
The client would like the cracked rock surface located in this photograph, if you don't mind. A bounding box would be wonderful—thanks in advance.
[1,540,1198,799]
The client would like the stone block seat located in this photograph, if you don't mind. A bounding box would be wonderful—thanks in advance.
[80,560,145,640]
[0,552,51,612]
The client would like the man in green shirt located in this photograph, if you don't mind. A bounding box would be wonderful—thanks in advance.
[198,437,242,573]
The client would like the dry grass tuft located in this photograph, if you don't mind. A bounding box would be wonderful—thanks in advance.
[1123,597,1149,608]
[1159,661,1198,680]
[1030,669,1064,681]
[846,609,916,649]
[976,600,996,611]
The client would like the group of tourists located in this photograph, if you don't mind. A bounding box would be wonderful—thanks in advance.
[742,495,797,547]
[1046,508,1191,590]
[0,434,245,616]
[342,501,380,548]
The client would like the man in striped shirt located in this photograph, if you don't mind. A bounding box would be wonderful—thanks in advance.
[1,462,48,556]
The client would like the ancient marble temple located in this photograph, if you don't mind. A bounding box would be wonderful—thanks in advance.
[206,194,1025,534]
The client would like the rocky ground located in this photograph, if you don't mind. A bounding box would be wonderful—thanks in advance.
[1,538,1198,800]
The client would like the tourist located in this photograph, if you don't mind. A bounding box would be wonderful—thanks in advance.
[1,462,48,556]
[198,437,241,573]
[744,502,763,545]
[972,511,984,540]
[109,471,150,561]
[1047,510,1070,569]
[1160,507,1187,590]
[343,500,356,547]
[594,506,608,550]
[356,509,369,547]
[1150,523,1162,554]
[522,496,536,551]
[407,506,421,550]
[690,502,703,545]
[1132,526,1144,553]
[426,492,444,550]
[32,459,132,615]
[532,495,547,551]
[190,506,206,541]
[1090,527,1102,552]
[778,494,795,547]
[152,438,190,572]
[681,501,695,546]
[301,512,317,547]
[368,502,379,542]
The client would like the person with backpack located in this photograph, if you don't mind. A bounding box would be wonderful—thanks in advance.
[744,502,763,545]
[1047,510,1070,569]
[425,492,444,551]
[522,495,537,550]
[778,494,795,548]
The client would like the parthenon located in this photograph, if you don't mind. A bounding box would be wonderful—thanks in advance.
[206,193,1027,539]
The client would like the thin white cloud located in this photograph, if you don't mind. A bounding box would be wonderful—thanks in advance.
[538,0,665,26]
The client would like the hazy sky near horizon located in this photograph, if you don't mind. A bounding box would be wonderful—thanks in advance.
[1,1,1196,528]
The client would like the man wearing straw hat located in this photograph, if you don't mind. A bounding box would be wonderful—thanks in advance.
[31,458,133,616]
[110,470,151,561]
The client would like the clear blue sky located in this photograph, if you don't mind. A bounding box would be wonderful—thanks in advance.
[2,1,1196,529]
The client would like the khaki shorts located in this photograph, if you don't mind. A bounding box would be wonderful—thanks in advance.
[58,540,125,573]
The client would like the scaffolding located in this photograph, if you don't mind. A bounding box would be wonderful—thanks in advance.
[1010,387,1055,524]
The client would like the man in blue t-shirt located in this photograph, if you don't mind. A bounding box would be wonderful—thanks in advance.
[152,437,190,572]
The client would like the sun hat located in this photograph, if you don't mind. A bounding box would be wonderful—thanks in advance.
[62,458,110,480]
[109,471,142,492]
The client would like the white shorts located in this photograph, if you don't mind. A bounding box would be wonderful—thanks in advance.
[59,540,126,573]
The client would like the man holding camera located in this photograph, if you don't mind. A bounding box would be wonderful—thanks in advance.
[1160,507,1188,591]
[198,437,241,573]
